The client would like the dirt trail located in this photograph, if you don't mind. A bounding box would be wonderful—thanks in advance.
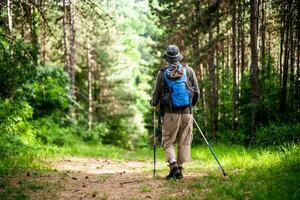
[27,157,199,200]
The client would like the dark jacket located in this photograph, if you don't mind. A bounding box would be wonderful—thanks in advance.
[151,64,200,114]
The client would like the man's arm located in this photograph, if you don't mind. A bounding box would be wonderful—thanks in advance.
[188,67,200,106]
[151,70,164,107]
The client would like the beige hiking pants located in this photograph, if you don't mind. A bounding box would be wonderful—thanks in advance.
[161,113,193,165]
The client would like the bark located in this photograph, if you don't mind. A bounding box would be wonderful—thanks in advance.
[237,0,241,86]
[7,0,12,33]
[208,31,218,138]
[280,0,292,113]
[240,0,246,103]
[231,0,238,129]
[289,26,295,109]
[297,1,300,112]
[290,28,295,84]
[63,0,69,72]
[42,1,46,63]
[192,1,204,109]
[249,0,259,144]
[216,13,220,134]
[260,0,266,77]
[69,0,77,118]
[30,2,39,65]
[192,37,204,108]
[20,0,25,38]
[297,0,300,77]
[87,36,93,131]
[226,13,230,71]
[279,7,286,87]
[240,0,246,82]
[297,1,300,77]
[203,63,209,130]
[267,26,272,99]
[296,14,300,81]
[289,0,296,109]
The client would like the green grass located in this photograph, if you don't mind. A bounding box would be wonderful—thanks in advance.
[46,141,300,199]
[166,143,300,200]
[48,141,299,199]
[42,140,165,161]
[140,184,152,193]
[1,139,299,200]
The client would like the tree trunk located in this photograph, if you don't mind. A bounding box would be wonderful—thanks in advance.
[192,38,204,108]
[41,1,46,63]
[237,0,241,88]
[226,14,230,72]
[249,0,259,144]
[87,36,93,131]
[296,1,300,78]
[260,0,266,77]
[216,13,220,135]
[280,0,292,113]
[63,0,69,72]
[20,0,25,38]
[290,26,295,86]
[30,1,39,65]
[297,13,300,87]
[297,0,300,112]
[279,7,286,87]
[208,31,218,138]
[267,25,272,99]
[7,0,12,33]
[69,0,77,118]
[231,0,238,129]
[203,62,209,130]
[240,0,246,101]
[297,0,300,77]
[192,1,204,109]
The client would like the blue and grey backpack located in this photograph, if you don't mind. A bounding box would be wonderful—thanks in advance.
[163,64,193,110]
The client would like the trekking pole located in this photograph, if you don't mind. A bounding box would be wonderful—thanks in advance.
[153,108,156,177]
[193,118,227,177]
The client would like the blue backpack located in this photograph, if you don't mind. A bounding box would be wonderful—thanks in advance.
[163,64,193,110]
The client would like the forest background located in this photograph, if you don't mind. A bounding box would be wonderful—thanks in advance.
[0,0,299,196]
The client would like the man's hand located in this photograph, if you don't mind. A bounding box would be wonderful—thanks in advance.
[150,99,158,108]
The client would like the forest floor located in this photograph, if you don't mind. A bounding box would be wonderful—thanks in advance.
[1,144,299,200]
[3,157,208,200]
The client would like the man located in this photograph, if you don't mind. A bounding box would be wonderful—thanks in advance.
[151,45,200,180]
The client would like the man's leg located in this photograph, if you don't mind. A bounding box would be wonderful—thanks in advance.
[177,114,193,178]
[162,113,181,179]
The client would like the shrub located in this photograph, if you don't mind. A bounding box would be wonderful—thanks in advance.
[32,115,75,147]
[23,65,71,117]
[255,122,300,145]
[102,118,134,149]
[0,99,35,171]
[82,123,108,143]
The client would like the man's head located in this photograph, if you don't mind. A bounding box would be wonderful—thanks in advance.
[163,45,183,64]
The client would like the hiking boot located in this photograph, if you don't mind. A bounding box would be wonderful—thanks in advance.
[176,166,183,179]
[166,165,180,180]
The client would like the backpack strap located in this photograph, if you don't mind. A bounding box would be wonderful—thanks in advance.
[162,67,173,113]
[160,67,169,92]
[185,64,192,84]
[158,66,170,117]
[184,65,193,114]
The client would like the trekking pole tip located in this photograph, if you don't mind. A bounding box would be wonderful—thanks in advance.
[222,172,229,179]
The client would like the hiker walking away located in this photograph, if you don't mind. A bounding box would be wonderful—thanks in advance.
[151,45,200,180]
